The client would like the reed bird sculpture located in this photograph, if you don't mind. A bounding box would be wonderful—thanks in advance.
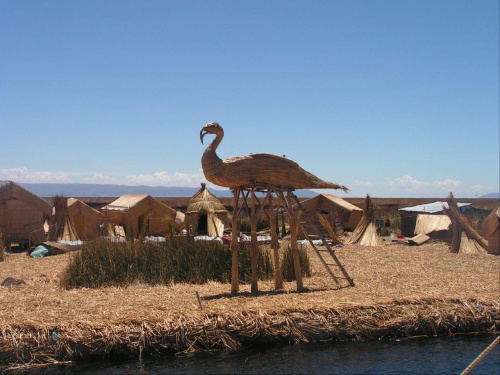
[200,122,348,191]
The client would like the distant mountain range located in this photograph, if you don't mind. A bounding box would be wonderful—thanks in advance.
[479,192,500,198]
[18,183,318,198]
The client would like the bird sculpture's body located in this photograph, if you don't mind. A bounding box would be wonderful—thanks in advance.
[200,122,348,191]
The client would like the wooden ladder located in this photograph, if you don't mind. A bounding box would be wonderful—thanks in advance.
[291,195,355,288]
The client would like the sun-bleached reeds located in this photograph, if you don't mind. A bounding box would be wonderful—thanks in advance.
[1,299,498,369]
[1,240,498,370]
[346,195,382,246]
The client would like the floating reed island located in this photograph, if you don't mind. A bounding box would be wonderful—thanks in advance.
[1,240,499,371]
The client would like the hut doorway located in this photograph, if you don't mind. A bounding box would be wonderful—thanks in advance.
[197,214,208,235]
[138,214,149,235]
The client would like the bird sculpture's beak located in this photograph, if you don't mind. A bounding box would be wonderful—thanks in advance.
[200,129,207,145]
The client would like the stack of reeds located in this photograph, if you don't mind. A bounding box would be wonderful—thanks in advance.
[346,195,382,246]
[443,193,488,254]
[1,299,498,369]
[47,195,80,242]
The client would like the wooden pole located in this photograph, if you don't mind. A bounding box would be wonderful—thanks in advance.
[269,191,283,290]
[230,188,240,294]
[286,190,304,291]
[250,188,259,293]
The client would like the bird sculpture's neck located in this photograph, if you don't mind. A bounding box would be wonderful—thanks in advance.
[202,128,224,183]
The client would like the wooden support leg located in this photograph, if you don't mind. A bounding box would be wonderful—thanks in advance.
[230,188,240,294]
[286,191,304,291]
[250,188,259,293]
[269,193,283,290]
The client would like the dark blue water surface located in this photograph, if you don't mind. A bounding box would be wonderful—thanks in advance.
[13,334,500,375]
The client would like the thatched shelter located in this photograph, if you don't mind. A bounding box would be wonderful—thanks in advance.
[297,194,363,239]
[399,201,471,237]
[47,196,80,242]
[481,205,499,255]
[67,198,104,239]
[443,193,488,254]
[101,194,185,237]
[0,181,52,246]
[346,195,382,246]
[185,183,228,237]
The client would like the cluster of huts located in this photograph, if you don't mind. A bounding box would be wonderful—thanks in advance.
[0,181,229,250]
[1,180,499,256]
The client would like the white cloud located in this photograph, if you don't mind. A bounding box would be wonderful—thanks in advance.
[0,167,74,182]
[126,171,205,187]
[432,178,462,191]
[384,175,430,191]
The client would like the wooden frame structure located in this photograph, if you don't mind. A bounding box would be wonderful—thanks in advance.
[199,122,354,295]
[229,184,355,294]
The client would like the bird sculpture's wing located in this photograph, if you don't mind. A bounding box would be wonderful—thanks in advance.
[222,153,346,190]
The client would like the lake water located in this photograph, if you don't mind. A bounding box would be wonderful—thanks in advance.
[14,334,500,374]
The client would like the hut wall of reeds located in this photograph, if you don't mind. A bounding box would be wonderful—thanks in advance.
[185,183,228,237]
[481,206,499,255]
[0,181,52,245]
[399,201,471,238]
[414,214,452,242]
[101,194,185,237]
[67,198,105,239]
[297,194,363,239]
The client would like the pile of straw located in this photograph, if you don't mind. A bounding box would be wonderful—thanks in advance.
[1,240,498,370]
[444,193,488,254]
[346,195,382,246]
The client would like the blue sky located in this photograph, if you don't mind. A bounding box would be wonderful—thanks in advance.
[1,0,498,198]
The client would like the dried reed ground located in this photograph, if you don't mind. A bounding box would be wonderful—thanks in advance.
[0,240,499,368]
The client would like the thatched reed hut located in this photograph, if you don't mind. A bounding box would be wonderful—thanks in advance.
[0,181,51,246]
[346,195,382,246]
[101,194,185,237]
[47,196,79,242]
[443,193,488,254]
[297,194,363,239]
[482,206,499,255]
[185,183,228,237]
[56,198,104,240]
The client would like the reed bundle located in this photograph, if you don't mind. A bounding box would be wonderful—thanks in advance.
[444,193,488,254]
[47,195,80,242]
[1,299,498,369]
[346,195,382,246]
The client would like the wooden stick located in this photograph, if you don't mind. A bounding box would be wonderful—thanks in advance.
[195,291,203,311]
[285,190,304,291]
[250,188,259,293]
[230,188,240,294]
[269,190,283,290]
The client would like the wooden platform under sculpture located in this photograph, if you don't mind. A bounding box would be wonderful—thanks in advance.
[200,122,354,293]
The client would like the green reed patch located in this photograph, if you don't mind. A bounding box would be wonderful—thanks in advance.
[280,244,311,282]
[60,238,275,289]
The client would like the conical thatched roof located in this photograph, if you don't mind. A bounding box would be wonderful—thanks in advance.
[443,192,488,254]
[346,195,382,246]
[186,183,228,214]
[47,195,80,242]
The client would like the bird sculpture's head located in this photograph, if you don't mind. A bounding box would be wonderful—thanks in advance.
[200,122,224,145]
